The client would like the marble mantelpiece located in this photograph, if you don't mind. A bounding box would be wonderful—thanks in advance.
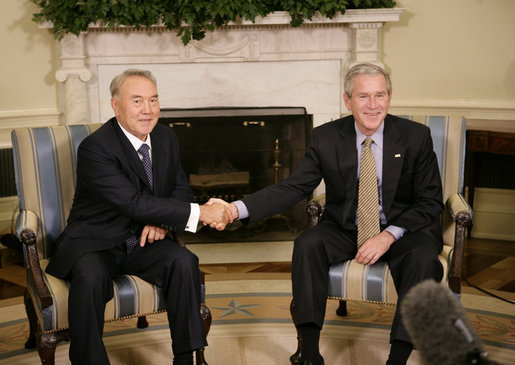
[50,9,403,127]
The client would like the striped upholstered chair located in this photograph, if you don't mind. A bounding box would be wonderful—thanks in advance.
[290,115,472,364]
[11,124,211,365]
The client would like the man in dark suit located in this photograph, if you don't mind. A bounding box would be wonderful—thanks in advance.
[210,63,444,364]
[46,69,232,365]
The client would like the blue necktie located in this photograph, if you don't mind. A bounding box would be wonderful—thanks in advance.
[138,144,153,189]
[126,144,153,254]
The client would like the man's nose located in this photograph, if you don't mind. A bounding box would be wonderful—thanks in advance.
[142,101,152,113]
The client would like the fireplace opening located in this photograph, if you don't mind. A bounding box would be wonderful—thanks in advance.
[159,107,313,243]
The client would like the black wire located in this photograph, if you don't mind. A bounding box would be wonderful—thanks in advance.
[463,276,515,305]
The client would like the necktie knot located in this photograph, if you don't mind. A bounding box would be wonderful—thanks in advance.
[138,143,150,156]
[364,137,373,148]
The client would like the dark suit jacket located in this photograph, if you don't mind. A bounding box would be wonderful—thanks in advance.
[46,118,193,278]
[242,114,444,242]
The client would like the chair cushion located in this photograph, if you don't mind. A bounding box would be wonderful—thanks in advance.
[30,260,205,332]
[327,246,453,304]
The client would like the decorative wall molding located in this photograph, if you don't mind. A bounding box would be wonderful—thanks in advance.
[0,109,61,148]
[390,100,515,132]
[471,188,515,241]
[61,9,405,31]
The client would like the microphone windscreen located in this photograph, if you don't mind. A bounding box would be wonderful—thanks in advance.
[401,280,493,365]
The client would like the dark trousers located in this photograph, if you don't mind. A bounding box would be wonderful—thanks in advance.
[292,219,443,343]
[67,237,207,365]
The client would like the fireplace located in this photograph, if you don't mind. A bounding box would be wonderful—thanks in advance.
[47,9,404,242]
[159,107,312,242]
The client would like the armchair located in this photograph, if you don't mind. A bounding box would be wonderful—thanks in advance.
[290,115,472,364]
[11,124,211,365]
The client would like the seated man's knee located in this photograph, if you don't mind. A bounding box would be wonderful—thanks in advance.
[405,244,443,281]
[294,229,324,257]
[165,246,199,272]
[69,256,114,302]
[71,255,112,286]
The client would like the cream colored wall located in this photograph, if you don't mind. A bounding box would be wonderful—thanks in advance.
[1,0,58,111]
[384,0,515,121]
[2,0,514,132]
[0,0,59,147]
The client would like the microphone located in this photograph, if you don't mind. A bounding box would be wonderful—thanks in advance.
[400,280,498,365]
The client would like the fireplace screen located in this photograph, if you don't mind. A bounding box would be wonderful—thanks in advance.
[159,107,313,243]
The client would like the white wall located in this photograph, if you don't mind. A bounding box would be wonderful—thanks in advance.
[384,0,515,106]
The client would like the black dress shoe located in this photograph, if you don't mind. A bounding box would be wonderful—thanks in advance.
[172,351,193,365]
[301,356,325,365]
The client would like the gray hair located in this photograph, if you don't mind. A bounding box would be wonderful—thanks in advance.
[344,63,392,98]
[110,69,157,99]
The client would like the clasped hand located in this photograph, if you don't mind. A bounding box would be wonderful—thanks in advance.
[199,198,238,231]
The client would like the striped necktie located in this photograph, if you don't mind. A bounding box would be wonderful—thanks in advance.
[357,137,380,248]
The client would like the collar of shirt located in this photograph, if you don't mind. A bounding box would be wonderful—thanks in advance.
[354,121,384,151]
[117,121,152,161]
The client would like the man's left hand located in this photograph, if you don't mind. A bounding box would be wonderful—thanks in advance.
[355,230,395,265]
[140,225,167,247]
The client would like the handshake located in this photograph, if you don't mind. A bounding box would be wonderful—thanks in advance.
[199,198,239,231]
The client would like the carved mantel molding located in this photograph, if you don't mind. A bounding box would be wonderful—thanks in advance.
[47,9,404,125]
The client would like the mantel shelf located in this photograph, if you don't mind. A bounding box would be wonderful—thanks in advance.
[40,9,404,34]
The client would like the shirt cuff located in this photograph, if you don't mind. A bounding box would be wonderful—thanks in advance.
[185,203,200,233]
[233,200,249,220]
[384,225,407,241]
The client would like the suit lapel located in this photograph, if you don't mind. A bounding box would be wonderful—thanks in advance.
[335,117,358,195]
[149,129,165,195]
[382,115,405,215]
[111,119,154,193]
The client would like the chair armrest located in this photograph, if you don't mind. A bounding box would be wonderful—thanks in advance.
[15,210,53,309]
[446,193,473,223]
[15,209,39,236]
[445,194,473,294]
[306,194,326,228]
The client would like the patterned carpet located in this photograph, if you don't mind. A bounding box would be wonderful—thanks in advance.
[1,279,514,365]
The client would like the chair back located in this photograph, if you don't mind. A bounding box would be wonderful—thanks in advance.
[11,124,102,260]
[399,115,467,245]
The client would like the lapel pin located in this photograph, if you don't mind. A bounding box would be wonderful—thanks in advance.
[395,154,401,158]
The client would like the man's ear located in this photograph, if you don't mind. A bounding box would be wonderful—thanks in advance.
[111,98,118,116]
[343,93,352,111]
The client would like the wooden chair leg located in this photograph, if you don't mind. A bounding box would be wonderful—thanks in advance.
[23,289,38,349]
[137,316,149,329]
[289,299,303,365]
[196,303,212,365]
[336,300,348,316]
[38,332,59,365]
